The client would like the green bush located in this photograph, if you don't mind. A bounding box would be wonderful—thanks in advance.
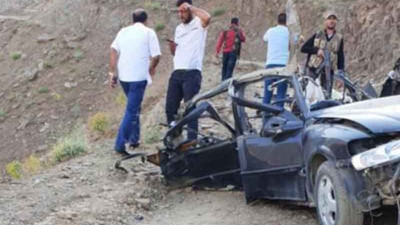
[73,49,85,61]
[10,52,22,60]
[38,86,49,94]
[23,155,42,174]
[51,127,87,162]
[88,112,110,134]
[155,23,165,32]
[6,161,22,179]
[145,1,161,11]
[116,91,126,107]
[212,8,226,17]
[0,109,6,118]
[143,127,161,144]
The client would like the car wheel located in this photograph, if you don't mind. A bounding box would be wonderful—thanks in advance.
[315,161,363,225]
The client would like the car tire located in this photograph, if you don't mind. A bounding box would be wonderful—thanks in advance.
[315,161,363,225]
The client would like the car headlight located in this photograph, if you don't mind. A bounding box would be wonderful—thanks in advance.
[351,140,400,171]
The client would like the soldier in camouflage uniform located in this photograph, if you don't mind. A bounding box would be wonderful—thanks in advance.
[301,11,344,97]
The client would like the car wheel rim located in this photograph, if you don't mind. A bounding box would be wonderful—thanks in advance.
[317,175,337,225]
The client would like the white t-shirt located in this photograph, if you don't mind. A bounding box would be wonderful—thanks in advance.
[173,16,207,71]
[111,23,161,82]
[263,25,290,66]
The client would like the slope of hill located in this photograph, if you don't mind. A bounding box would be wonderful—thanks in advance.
[1,0,400,224]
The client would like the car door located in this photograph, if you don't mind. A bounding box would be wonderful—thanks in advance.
[231,75,308,202]
[238,112,306,202]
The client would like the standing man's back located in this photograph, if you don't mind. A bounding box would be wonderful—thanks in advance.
[262,13,290,107]
[109,9,161,155]
[263,24,289,67]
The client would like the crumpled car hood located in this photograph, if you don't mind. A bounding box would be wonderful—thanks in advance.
[312,95,400,134]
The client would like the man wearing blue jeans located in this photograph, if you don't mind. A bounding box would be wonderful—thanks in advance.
[263,13,290,107]
[109,9,161,155]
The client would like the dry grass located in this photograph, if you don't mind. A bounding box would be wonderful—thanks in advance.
[23,155,42,174]
[6,161,22,179]
[116,91,126,108]
[51,126,87,162]
[88,112,111,135]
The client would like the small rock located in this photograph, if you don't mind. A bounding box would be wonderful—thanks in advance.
[77,193,91,199]
[37,34,56,43]
[66,41,78,49]
[12,103,20,109]
[15,211,33,222]
[134,214,144,221]
[39,122,49,133]
[57,211,78,220]
[64,82,77,89]
[50,115,59,120]
[135,198,151,210]
[18,118,31,130]
[38,145,48,151]
[23,68,39,81]
[37,60,44,71]
[60,173,70,179]
[184,187,193,193]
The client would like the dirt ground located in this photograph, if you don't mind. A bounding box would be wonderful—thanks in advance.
[0,137,398,225]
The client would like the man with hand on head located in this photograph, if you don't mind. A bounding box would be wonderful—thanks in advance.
[165,0,211,140]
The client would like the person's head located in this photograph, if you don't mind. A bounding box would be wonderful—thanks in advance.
[231,17,239,26]
[324,11,337,30]
[277,13,287,25]
[132,9,148,24]
[394,57,400,71]
[176,0,193,24]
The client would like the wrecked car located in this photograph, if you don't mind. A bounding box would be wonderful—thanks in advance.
[132,68,400,225]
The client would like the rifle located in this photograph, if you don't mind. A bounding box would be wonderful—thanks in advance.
[315,48,332,98]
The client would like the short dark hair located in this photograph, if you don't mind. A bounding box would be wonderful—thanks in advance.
[231,17,239,25]
[176,0,192,7]
[277,13,287,24]
[132,10,147,23]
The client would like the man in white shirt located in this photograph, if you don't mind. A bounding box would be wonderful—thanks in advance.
[262,13,290,107]
[165,0,211,140]
[109,9,161,155]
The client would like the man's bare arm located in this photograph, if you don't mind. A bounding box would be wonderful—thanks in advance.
[109,48,119,88]
[109,48,118,74]
[149,55,161,76]
[168,40,177,56]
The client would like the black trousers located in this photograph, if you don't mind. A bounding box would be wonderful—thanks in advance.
[221,52,238,81]
[165,70,202,140]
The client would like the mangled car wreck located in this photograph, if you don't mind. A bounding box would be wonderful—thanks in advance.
[124,68,400,225]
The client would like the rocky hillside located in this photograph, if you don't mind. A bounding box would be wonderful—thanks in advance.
[0,0,399,175]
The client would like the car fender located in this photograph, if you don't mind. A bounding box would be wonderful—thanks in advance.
[303,123,371,204]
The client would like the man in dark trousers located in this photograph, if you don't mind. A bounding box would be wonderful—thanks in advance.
[301,10,345,97]
[214,18,246,81]
[165,0,211,140]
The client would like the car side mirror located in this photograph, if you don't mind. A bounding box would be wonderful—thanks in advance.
[262,117,303,137]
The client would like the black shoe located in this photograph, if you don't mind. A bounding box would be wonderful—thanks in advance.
[129,143,140,150]
[115,149,130,156]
